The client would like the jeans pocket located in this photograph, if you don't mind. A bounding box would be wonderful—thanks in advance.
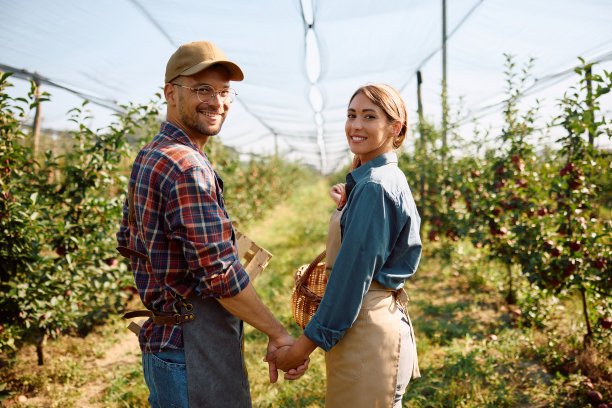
[152,351,186,371]
[149,352,188,408]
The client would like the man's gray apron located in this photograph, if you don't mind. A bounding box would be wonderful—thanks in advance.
[119,181,251,406]
[182,297,251,407]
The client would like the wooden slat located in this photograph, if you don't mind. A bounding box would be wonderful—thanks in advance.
[243,245,272,281]
[235,231,252,260]
[127,320,144,336]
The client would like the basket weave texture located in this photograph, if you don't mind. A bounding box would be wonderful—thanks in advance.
[291,251,327,329]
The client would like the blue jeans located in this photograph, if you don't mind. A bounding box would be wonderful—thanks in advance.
[142,350,189,408]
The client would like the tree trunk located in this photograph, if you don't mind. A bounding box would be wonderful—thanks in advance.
[36,333,47,366]
[505,264,516,304]
[581,287,592,346]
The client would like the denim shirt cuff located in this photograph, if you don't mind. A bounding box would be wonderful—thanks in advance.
[303,315,346,352]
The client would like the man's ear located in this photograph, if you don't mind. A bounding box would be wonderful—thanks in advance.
[164,83,177,106]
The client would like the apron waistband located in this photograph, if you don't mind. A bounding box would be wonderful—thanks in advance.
[369,281,410,308]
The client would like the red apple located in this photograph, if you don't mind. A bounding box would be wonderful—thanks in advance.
[105,258,119,267]
[560,162,576,176]
[563,261,577,277]
[588,391,603,404]
[591,258,606,270]
[601,317,612,329]
[515,178,528,188]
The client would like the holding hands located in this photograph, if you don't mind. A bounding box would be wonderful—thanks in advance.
[265,334,318,381]
[265,332,310,382]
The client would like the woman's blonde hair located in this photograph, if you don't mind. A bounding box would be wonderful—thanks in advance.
[349,84,408,149]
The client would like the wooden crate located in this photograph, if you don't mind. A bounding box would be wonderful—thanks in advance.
[126,230,272,335]
[235,230,272,282]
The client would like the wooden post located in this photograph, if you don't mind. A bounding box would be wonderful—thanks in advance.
[32,75,42,157]
[417,70,426,219]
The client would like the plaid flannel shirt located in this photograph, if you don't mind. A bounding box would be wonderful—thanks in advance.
[117,121,250,353]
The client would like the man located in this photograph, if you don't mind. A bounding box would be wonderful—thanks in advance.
[117,40,306,408]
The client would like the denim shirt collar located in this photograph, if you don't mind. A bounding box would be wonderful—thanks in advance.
[346,152,398,195]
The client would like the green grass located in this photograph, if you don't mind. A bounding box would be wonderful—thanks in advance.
[241,176,334,408]
[1,175,610,407]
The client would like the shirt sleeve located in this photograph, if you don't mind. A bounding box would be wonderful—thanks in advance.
[165,167,250,298]
[304,181,401,351]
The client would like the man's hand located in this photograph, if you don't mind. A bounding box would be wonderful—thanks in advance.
[265,334,316,381]
[265,334,310,382]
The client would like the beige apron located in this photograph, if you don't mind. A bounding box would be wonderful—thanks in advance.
[324,206,420,408]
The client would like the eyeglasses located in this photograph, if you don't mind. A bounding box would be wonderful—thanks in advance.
[171,83,237,103]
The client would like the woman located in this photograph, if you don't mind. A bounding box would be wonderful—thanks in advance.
[273,84,422,407]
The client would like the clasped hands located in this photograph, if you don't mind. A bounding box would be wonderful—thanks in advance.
[265,333,311,383]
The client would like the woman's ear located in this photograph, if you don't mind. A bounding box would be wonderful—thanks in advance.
[392,120,402,136]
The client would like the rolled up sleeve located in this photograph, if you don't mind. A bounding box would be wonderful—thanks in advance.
[166,168,250,298]
[304,182,396,351]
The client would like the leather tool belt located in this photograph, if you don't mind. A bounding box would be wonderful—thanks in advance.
[123,299,195,325]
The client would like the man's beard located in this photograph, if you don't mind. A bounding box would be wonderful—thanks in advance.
[178,93,225,136]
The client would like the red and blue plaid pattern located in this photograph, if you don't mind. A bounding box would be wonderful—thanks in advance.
[117,121,250,353]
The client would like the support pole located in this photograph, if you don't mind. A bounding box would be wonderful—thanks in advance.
[417,71,426,219]
[586,66,594,145]
[441,0,448,152]
[32,75,42,157]
[274,132,278,158]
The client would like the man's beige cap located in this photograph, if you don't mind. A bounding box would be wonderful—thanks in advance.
[165,41,244,83]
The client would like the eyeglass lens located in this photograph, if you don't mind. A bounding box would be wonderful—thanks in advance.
[196,86,235,103]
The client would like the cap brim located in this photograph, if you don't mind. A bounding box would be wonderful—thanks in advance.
[181,60,244,81]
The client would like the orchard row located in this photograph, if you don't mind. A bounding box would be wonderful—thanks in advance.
[400,57,611,342]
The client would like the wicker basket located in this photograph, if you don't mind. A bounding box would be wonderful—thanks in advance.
[291,251,327,329]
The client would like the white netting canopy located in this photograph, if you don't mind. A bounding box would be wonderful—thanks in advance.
[1,0,611,173]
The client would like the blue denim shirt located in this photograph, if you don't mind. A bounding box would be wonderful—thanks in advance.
[304,152,422,351]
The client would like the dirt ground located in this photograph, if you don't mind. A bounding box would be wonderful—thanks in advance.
[2,313,141,407]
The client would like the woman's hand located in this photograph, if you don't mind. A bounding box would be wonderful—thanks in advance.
[266,332,300,383]
[329,183,346,205]
[274,344,310,373]
[266,334,318,378]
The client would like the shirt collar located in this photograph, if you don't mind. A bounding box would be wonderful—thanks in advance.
[160,121,202,153]
[346,152,398,190]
